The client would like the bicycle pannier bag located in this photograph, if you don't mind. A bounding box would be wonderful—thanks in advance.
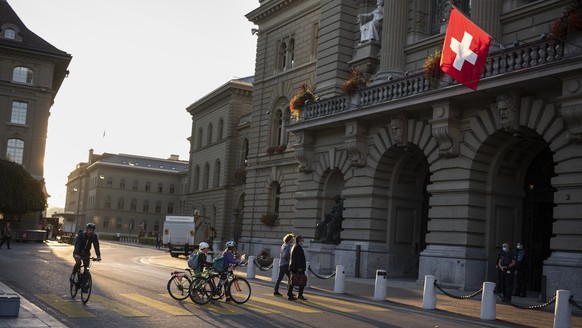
[213,255,225,272]
[187,252,200,270]
[291,272,307,287]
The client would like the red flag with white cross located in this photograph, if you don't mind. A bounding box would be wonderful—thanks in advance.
[440,7,491,90]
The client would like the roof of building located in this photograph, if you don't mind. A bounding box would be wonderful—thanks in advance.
[0,0,71,57]
[90,152,189,173]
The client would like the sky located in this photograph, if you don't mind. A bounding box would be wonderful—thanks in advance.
[8,0,259,210]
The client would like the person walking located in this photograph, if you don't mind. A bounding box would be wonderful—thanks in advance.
[0,222,12,249]
[513,242,528,297]
[288,235,307,301]
[496,242,516,302]
[274,233,294,296]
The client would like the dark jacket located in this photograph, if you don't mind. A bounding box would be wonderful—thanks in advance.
[73,231,101,257]
[197,252,213,271]
[289,243,306,274]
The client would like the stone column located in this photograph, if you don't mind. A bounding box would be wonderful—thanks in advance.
[471,0,501,51]
[374,0,407,83]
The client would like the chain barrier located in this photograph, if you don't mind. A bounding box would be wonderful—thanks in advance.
[570,295,582,311]
[253,258,274,271]
[308,265,336,279]
[433,280,483,299]
[494,291,557,310]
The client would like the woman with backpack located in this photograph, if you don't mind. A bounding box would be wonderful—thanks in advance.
[216,240,241,301]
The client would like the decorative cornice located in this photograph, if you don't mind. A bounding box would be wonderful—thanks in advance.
[246,0,305,24]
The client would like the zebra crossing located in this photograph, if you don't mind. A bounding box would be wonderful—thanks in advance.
[34,292,389,318]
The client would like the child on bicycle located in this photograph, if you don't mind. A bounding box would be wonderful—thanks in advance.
[71,223,101,281]
[196,242,213,274]
[219,240,241,301]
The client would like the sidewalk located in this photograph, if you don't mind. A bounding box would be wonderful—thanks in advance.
[1,241,581,327]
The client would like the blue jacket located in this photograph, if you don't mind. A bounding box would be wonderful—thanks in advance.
[222,250,240,271]
[73,231,101,257]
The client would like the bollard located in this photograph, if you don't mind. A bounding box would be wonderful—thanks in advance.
[246,255,256,279]
[305,262,312,289]
[553,290,572,328]
[422,275,436,309]
[373,270,387,301]
[272,258,280,282]
[480,281,496,320]
[334,265,345,294]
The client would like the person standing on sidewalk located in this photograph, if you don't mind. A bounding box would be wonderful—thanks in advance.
[0,222,12,249]
[288,235,307,301]
[513,242,528,297]
[496,242,515,302]
[274,233,294,296]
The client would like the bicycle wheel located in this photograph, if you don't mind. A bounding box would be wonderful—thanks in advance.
[227,277,251,304]
[167,274,192,300]
[81,273,92,304]
[69,273,78,299]
[189,277,213,305]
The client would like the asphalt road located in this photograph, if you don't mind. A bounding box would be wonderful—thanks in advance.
[0,241,508,327]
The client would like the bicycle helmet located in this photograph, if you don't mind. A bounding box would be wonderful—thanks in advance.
[86,223,96,229]
[199,242,209,250]
[225,240,236,248]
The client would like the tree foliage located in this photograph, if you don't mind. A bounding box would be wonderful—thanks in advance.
[0,159,46,215]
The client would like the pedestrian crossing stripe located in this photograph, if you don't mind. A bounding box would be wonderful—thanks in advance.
[159,294,239,315]
[121,293,192,316]
[242,303,283,314]
[305,294,388,312]
[251,296,321,313]
[35,294,95,318]
[91,294,148,317]
[262,294,356,313]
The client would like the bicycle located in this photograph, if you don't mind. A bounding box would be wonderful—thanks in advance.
[167,268,198,301]
[189,262,251,305]
[69,257,101,304]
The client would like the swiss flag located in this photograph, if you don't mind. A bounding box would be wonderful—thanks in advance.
[440,8,491,90]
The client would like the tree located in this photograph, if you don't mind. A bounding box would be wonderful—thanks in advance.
[0,159,46,215]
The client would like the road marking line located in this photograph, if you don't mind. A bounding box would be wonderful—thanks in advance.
[35,294,94,318]
[244,302,283,314]
[121,293,192,316]
[91,294,148,317]
[158,294,239,315]
[251,296,321,313]
[261,293,355,312]
[304,294,388,311]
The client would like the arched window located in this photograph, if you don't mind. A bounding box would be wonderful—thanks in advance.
[120,179,126,190]
[269,182,281,215]
[207,123,213,145]
[169,184,175,194]
[143,199,150,212]
[130,199,137,211]
[6,138,24,164]
[197,128,203,148]
[278,42,287,71]
[218,118,224,140]
[203,163,210,190]
[105,196,111,209]
[145,181,151,192]
[10,101,27,125]
[272,106,290,147]
[155,201,162,213]
[117,197,125,210]
[213,160,221,188]
[157,183,163,193]
[193,165,200,191]
[12,66,33,84]
[287,39,295,69]
[132,180,138,190]
[167,202,174,214]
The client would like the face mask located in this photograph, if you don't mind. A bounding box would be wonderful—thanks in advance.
[502,247,508,252]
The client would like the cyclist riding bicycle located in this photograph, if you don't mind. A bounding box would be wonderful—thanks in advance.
[196,242,213,274]
[70,223,101,281]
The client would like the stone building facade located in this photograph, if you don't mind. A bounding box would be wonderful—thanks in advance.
[0,0,71,228]
[242,0,582,298]
[63,150,188,238]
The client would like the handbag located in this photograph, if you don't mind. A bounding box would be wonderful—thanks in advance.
[291,272,307,287]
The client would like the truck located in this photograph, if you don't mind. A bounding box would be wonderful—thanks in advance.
[163,214,214,257]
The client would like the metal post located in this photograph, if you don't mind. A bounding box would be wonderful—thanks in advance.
[481,281,496,320]
[373,270,387,301]
[271,258,280,282]
[422,275,436,309]
[553,290,572,328]
[246,255,256,279]
[334,265,345,294]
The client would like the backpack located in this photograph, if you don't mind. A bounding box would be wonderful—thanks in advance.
[187,252,200,270]
[213,255,225,272]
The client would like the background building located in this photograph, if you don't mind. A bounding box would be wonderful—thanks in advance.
[63,149,188,239]
[0,0,70,228]
[240,0,582,300]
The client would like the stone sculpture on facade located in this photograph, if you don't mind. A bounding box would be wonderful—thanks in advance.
[497,94,519,132]
[313,195,345,244]
[357,0,384,43]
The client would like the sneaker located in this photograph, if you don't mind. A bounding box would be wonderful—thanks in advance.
[288,296,297,301]
[297,295,307,301]
[273,291,282,296]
